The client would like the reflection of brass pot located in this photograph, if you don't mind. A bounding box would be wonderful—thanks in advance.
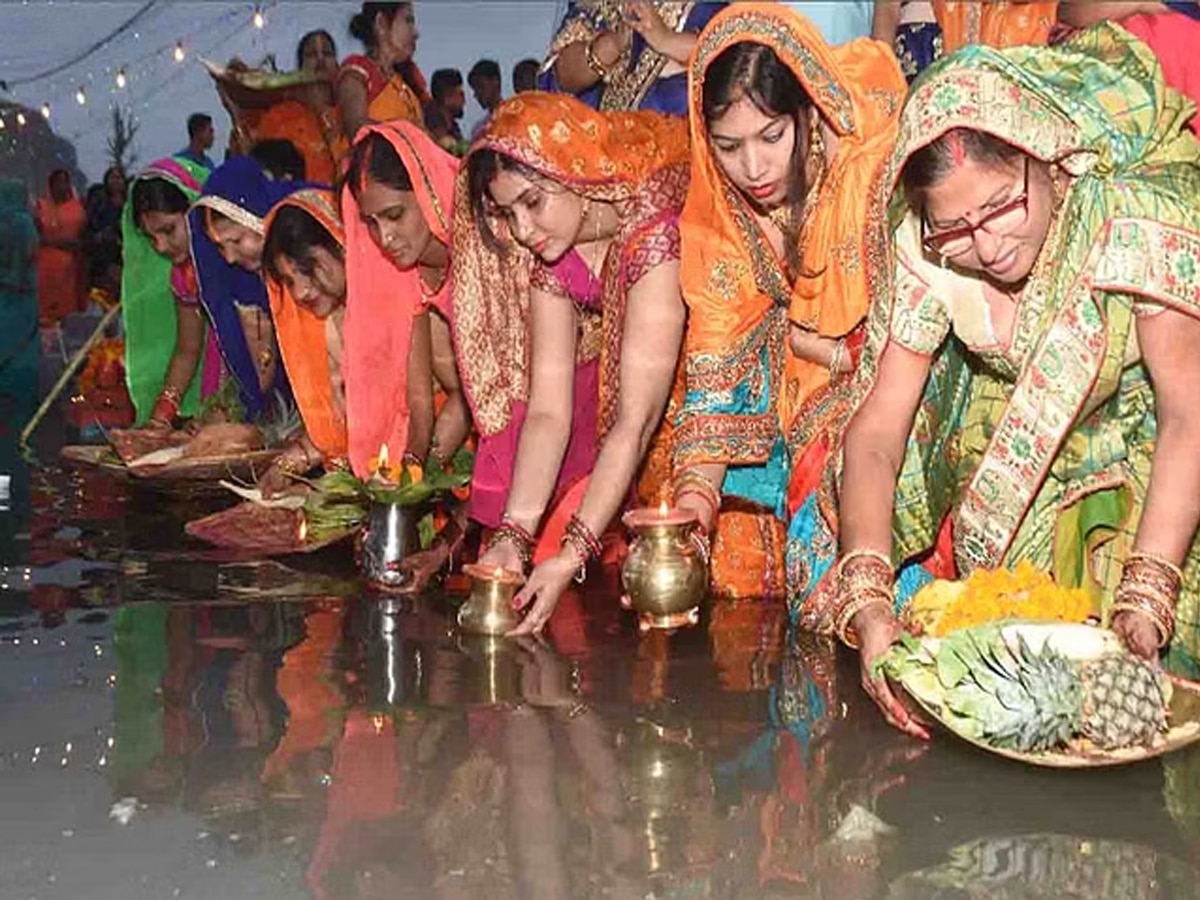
[620,510,706,631]
[457,564,522,635]
[455,633,522,706]
[357,501,418,590]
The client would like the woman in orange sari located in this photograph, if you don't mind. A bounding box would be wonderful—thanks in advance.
[35,169,87,325]
[258,189,349,494]
[934,0,1057,51]
[673,5,905,599]
[457,93,689,635]
[338,2,427,141]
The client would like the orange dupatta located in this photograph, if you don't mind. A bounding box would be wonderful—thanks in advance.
[264,189,347,462]
[338,56,426,131]
[680,4,905,463]
[341,120,457,478]
[451,92,691,439]
[934,0,1057,52]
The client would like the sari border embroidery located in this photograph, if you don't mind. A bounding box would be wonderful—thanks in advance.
[192,195,265,235]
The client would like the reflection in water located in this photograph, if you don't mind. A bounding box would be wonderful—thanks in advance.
[7,447,1200,897]
[887,833,1200,899]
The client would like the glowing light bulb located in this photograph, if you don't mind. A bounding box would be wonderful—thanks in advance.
[115,68,127,89]
[252,7,265,28]
[16,112,26,126]
[173,41,185,63]
[75,87,86,105]
[0,119,6,131]
[40,103,50,120]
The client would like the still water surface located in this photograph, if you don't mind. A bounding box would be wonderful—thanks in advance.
[2,426,1199,899]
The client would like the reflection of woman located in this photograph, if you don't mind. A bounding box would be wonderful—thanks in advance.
[540,0,725,115]
[809,25,1200,732]
[122,158,220,426]
[259,189,349,493]
[338,1,426,140]
[675,5,905,599]
[35,168,86,325]
[457,93,689,634]
[188,157,299,419]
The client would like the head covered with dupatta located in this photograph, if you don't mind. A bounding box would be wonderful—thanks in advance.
[122,156,210,424]
[451,91,690,438]
[188,156,310,419]
[340,119,458,478]
[681,4,905,448]
[262,188,347,462]
[825,22,1200,565]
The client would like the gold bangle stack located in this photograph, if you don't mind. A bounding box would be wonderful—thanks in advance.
[562,515,602,584]
[1108,551,1182,648]
[487,517,534,571]
[673,470,721,522]
[828,338,848,379]
[585,37,611,81]
[833,549,895,649]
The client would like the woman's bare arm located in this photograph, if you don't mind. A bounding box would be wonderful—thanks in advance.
[428,311,472,461]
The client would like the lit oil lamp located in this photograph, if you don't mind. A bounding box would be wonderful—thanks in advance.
[356,442,417,591]
[620,501,707,631]
[457,564,524,635]
[297,515,308,545]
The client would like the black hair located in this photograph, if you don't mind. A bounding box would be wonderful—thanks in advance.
[263,204,343,282]
[131,176,189,231]
[702,42,814,279]
[187,113,213,138]
[901,128,1026,200]
[512,58,540,94]
[431,68,463,103]
[468,59,501,86]
[103,165,125,187]
[296,29,337,71]
[349,2,410,51]
[250,139,307,182]
[466,148,547,251]
[346,130,413,198]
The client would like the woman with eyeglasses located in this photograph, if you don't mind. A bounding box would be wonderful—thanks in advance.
[790,23,1200,736]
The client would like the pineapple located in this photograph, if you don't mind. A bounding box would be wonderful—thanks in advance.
[884,623,1168,753]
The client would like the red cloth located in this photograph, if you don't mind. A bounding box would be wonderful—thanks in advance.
[1122,12,1200,136]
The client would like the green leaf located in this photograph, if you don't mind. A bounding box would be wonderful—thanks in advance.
[417,512,436,550]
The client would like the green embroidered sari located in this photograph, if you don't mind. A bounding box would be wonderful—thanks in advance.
[838,24,1200,673]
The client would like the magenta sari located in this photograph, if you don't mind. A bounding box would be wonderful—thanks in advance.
[468,249,601,529]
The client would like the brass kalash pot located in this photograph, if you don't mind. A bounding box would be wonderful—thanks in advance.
[620,504,708,631]
[456,563,523,635]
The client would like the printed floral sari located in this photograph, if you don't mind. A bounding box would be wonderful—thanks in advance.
[262,189,347,464]
[121,157,218,424]
[794,24,1200,675]
[934,0,1056,52]
[676,4,905,598]
[451,92,690,530]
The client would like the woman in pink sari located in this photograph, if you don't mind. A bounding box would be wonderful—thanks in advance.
[35,169,86,325]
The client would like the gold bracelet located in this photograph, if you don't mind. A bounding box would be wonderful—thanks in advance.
[837,548,893,576]
[828,338,848,378]
[836,593,894,650]
[584,37,610,80]
[1109,598,1175,648]
[1126,550,1185,585]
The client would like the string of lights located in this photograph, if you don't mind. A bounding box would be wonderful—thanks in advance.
[0,3,272,134]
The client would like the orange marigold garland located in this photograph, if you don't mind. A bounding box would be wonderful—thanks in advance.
[907,560,1094,637]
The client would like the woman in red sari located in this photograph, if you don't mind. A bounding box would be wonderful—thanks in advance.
[35,169,86,325]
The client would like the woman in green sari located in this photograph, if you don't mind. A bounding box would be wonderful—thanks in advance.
[122,157,220,426]
[798,23,1200,734]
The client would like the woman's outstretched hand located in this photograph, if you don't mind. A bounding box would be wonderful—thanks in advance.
[856,605,930,740]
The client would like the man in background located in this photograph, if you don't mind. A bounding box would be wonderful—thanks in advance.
[467,58,503,140]
[425,68,467,149]
[512,58,540,93]
[178,113,216,169]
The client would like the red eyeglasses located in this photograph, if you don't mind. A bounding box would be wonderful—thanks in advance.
[921,157,1030,258]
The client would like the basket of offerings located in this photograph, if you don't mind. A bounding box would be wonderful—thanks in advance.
[881,566,1200,766]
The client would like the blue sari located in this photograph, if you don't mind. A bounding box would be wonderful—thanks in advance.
[188,157,303,419]
[538,1,725,115]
